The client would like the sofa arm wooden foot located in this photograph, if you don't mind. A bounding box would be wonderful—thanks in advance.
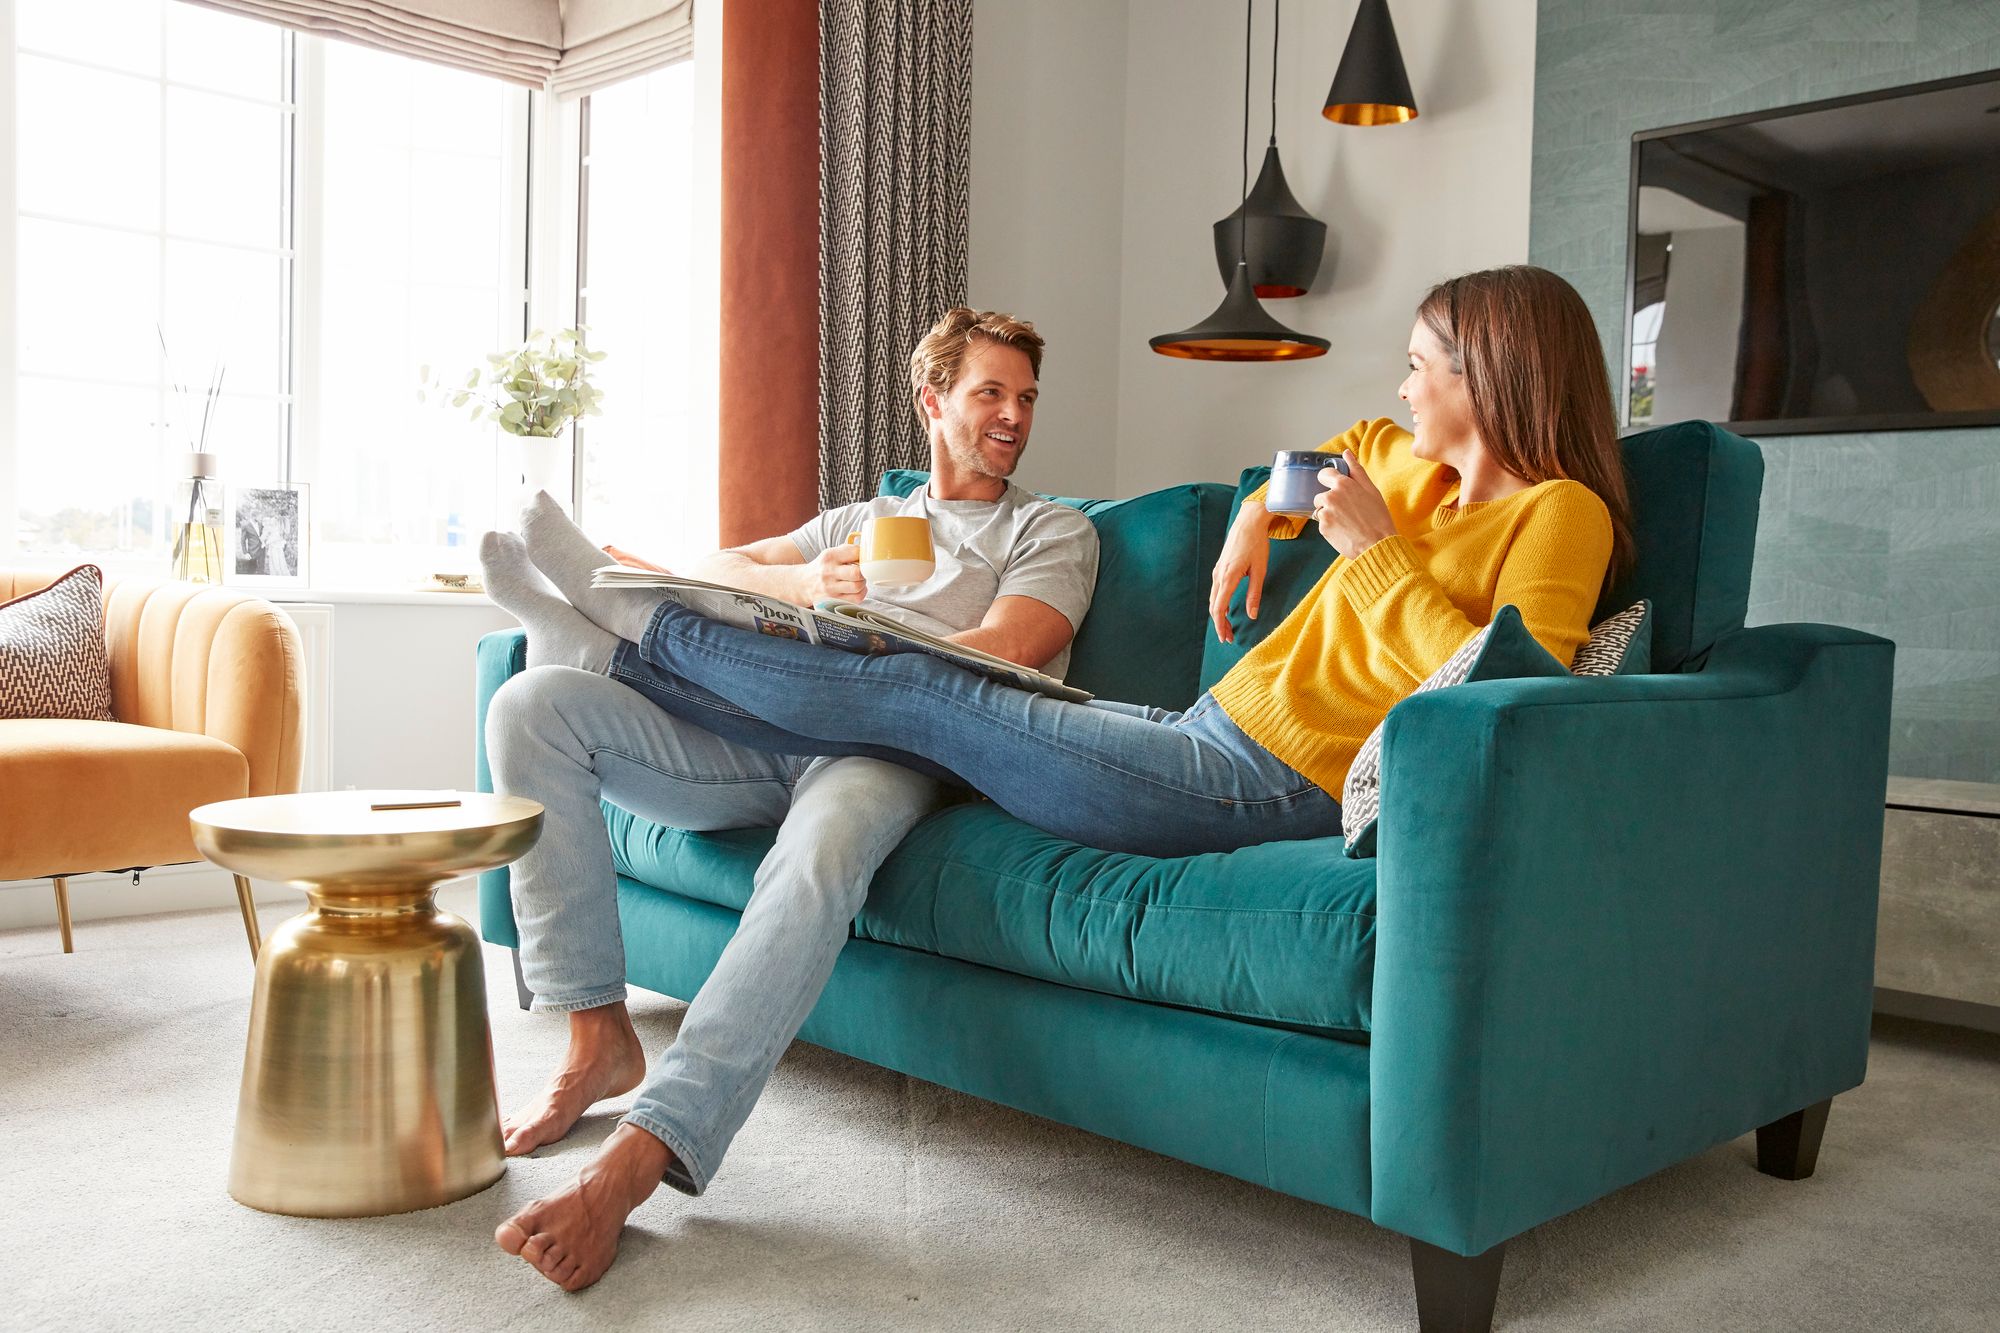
[1409,1236,1505,1333]
[1755,1097,1831,1180]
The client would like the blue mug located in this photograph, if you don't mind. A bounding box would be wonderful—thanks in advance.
[1265,450,1350,515]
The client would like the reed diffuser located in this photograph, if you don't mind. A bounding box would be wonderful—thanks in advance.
[160,330,226,583]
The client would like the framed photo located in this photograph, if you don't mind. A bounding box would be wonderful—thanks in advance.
[225,483,310,587]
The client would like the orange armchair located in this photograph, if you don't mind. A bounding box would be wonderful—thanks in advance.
[0,572,304,958]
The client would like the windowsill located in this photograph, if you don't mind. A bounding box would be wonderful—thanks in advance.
[263,587,498,608]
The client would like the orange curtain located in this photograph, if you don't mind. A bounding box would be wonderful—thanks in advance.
[717,0,820,546]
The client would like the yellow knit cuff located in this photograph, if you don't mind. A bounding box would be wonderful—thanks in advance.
[1239,480,1308,539]
[1339,533,1419,606]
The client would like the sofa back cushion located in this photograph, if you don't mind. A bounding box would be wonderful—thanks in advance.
[1193,418,1763,691]
[879,470,1232,708]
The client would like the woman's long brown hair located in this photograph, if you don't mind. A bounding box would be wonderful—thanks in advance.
[1416,266,1636,583]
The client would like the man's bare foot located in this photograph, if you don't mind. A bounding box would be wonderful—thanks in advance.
[503,1004,647,1155]
[495,1123,672,1291]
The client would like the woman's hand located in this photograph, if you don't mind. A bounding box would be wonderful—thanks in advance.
[1313,451,1399,558]
[1209,497,1272,645]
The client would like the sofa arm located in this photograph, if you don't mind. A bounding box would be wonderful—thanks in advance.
[1366,623,1894,1256]
[101,579,304,796]
[475,628,530,946]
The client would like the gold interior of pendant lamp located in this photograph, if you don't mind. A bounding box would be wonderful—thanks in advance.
[1154,337,1328,362]
[1323,101,1418,126]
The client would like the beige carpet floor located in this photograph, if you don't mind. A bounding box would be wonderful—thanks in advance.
[2,887,1996,1332]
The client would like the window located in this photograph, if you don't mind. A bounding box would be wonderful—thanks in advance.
[573,60,714,569]
[3,0,529,585]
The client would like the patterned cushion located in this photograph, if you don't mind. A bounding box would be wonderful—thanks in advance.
[1338,602,1649,858]
[0,565,114,721]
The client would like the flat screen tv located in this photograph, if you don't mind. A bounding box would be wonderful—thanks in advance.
[1625,70,2000,435]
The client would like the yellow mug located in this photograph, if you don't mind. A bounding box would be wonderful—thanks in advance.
[847,515,935,588]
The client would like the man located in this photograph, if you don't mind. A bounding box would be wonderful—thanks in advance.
[475,307,1098,1293]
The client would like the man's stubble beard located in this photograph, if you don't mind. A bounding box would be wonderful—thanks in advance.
[939,404,1022,481]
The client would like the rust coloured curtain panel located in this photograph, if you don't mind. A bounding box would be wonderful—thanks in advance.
[817,0,973,509]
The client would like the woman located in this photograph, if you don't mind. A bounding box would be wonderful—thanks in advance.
[575,265,1634,858]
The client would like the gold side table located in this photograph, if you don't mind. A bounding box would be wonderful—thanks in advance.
[191,790,543,1218]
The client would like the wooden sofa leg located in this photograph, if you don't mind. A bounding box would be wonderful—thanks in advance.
[232,875,263,962]
[1409,1237,1505,1333]
[511,949,534,1011]
[53,877,74,954]
[1755,1098,1831,1181]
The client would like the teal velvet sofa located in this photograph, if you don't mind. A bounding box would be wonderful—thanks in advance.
[473,420,1894,1330]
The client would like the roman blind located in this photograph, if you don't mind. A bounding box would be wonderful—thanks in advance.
[177,0,692,93]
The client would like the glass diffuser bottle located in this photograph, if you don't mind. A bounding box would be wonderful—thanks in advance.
[171,451,224,584]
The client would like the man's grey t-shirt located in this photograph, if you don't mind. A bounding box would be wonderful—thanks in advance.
[788,482,1099,679]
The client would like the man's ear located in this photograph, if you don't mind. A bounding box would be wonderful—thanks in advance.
[917,382,943,421]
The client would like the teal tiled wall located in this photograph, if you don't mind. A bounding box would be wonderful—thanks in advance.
[1530,0,2000,782]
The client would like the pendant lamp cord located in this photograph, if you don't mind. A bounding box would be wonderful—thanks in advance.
[1239,0,1251,266]
[1269,0,1280,147]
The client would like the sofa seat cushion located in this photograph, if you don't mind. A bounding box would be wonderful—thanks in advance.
[860,803,1376,1037]
[604,800,1378,1036]
[0,719,249,879]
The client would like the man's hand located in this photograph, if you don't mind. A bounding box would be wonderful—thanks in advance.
[1209,497,1272,645]
[796,542,868,604]
[1313,450,1398,558]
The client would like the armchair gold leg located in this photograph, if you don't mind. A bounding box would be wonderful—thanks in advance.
[233,875,263,961]
[53,877,74,954]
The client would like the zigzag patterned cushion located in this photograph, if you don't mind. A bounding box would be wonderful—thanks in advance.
[0,564,114,721]
[1338,601,1653,858]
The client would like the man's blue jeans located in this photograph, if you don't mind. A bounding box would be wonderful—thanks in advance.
[487,665,951,1194]
[608,601,1343,858]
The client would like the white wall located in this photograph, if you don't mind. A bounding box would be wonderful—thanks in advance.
[970,0,1540,497]
[967,0,1129,501]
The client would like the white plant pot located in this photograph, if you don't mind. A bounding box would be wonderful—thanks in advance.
[512,434,573,519]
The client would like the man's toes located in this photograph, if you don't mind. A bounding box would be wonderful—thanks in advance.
[495,1219,531,1255]
[531,1238,570,1278]
[551,1256,582,1288]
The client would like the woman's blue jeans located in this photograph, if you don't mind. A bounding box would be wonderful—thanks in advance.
[606,601,1342,858]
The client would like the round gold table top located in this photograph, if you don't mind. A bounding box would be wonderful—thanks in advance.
[190,789,543,888]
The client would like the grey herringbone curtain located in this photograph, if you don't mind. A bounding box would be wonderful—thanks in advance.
[818,0,972,508]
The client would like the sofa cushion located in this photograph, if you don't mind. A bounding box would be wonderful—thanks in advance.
[605,800,1377,1037]
[0,718,248,879]
[855,802,1376,1037]
[0,564,113,721]
[880,470,1232,709]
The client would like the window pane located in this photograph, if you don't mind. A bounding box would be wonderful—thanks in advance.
[578,64,713,568]
[17,0,160,77]
[16,217,160,381]
[14,377,168,562]
[11,1,289,567]
[166,2,283,100]
[163,239,285,396]
[165,88,284,248]
[16,55,161,229]
[308,39,522,584]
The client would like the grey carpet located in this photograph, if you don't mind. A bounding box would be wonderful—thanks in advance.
[3,889,1995,1332]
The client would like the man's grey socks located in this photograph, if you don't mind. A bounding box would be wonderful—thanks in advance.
[518,490,669,644]
[478,530,618,674]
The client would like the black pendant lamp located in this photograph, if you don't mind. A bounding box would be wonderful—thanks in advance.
[1322,0,1418,126]
[1213,0,1326,297]
[1152,1,1328,362]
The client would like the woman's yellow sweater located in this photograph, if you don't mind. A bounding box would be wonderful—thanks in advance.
[1209,417,1613,797]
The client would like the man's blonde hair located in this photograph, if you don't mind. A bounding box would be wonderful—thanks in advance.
[908,307,1044,422]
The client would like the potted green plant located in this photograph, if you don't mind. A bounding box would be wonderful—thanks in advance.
[421,327,605,510]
